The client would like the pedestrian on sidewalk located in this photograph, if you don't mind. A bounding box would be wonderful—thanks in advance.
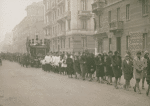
[122,54,133,91]
[106,51,114,85]
[95,54,105,83]
[133,51,143,94]
[141,50,149,89]
[74,55,81,79]
[146,55,150,96]
[112,51,122,89]
[79,52,87,80]
[66,54,74,78]
[103,51,108,82]
[87,53,96,81]
[126,51,134,88]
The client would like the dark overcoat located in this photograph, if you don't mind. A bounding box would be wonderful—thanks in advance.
[66,57,74,75]
[122,59,133,80]
[79,55,87,75]
[112,55,122,78]
[95,56,104,77]
[74,59,81,74]
[106,56,114,77]
[87,56,96,74]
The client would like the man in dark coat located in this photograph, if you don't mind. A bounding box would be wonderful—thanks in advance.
[66,54,74,78]
[87,53,96,81]
[106,51,114,84]
[112,51,122,89]
[79,52,87,80]
[95,54,105,83]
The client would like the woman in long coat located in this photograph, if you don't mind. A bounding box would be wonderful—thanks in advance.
[112,51,122,89]
[66,54,74,78]
[141,51,149,89]
[146,57,150,96]
[79,52,87,80]
[95,54,104,83]
[122,54,133,91]
[87,53,96,81]
[74,55,81,79]
[133,51,143,94]
[106,51,114,84]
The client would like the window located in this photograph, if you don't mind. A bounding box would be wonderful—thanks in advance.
[126,4,130,20]
[68,20,71,30]
[81,20,87,30]
[109,38,111,51]
[64,39,65,48]
[36,35,38,40]
[32,39,34,44]
[40,39,42,44]
[81,0,87,10]
[61,39,62,48]
[68,0,70,11]
[44,39,46,44]
[108,11,111,23]
[142,0,148,15]
[117,7,120,21]
[85,38,87,47]
[143,33,147,49]
[94,18,96,31]
[82,38,84,47]
[29,40,31,44]
[126,36,129,50]
[69,38,70,48]
[99,15,101,28]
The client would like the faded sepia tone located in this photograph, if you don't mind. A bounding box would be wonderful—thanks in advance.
[0,0,150,106]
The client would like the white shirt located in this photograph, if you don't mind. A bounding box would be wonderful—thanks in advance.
[44,55,51,63]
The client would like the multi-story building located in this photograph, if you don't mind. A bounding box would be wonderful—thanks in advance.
[12,2,45,53]
[92,0,150,57]
[43,0,95,53]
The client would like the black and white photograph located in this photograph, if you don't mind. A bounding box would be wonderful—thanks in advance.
[0,0,150,106]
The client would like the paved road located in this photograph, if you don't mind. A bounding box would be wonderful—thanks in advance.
[0,61,150,106]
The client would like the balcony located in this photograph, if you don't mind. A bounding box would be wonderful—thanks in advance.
[57,11,71,23]
[109,21,123,32]
[92,0,105,14]
[78,11,92,19]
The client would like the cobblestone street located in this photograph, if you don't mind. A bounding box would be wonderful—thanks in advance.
[0,61,150,106]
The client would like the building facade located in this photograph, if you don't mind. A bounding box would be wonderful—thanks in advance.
[12,2,45,53]
[43,0,95,53]
[92,0,150,57]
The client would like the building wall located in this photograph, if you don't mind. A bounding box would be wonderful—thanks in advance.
[44,0,95,54]
[93,0,150,57]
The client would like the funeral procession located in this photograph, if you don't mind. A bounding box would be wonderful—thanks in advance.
[0,0,150,106]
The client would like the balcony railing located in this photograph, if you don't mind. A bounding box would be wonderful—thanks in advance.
[109,21,123,32]
[78,11,92,19]
[92,0,105,14]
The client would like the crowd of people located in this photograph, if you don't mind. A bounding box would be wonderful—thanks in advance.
[1,50,150,96]
[41,50,150,96]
